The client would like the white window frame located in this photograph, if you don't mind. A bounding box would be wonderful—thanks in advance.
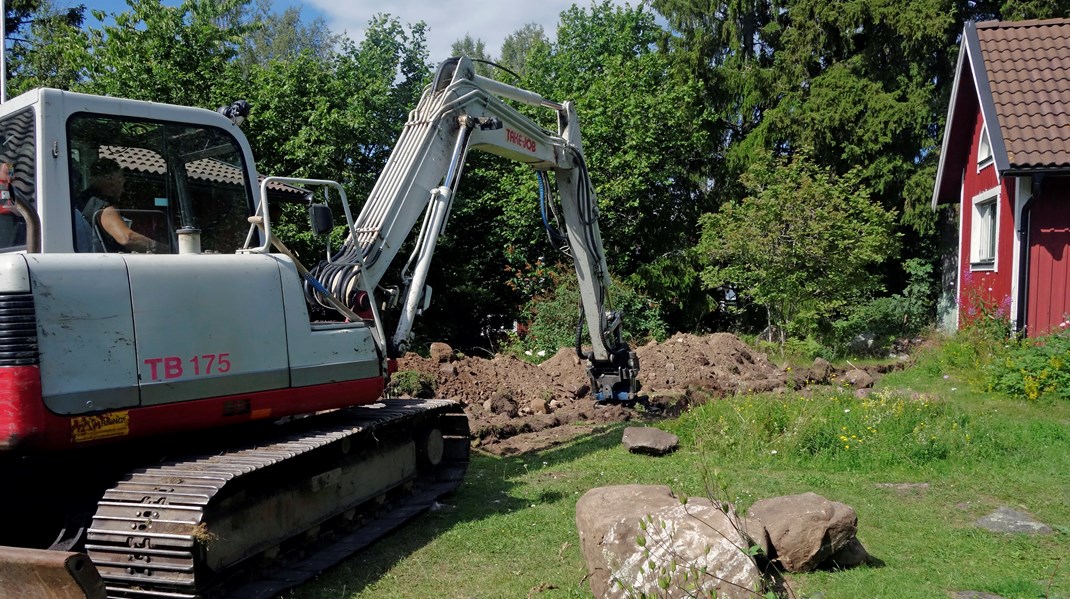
[977,126,994,171]
[970,186,999,270]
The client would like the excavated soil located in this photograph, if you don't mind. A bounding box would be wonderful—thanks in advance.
[395,333,874,456]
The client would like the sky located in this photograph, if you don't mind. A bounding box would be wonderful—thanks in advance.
[81,0,636,61]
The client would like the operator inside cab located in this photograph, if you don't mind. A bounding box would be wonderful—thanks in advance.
[73,158,160,253]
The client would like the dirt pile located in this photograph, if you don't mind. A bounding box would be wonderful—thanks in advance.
[395,332,795,455]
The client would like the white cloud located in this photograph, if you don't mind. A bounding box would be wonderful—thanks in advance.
[303,0,633,62]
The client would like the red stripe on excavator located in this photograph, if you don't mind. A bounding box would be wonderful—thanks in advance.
[0,365,45,451]
[0,374,385,452]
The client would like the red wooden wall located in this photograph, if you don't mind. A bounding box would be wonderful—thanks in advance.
[958,110,1016,324]
[1027,177,1070,335]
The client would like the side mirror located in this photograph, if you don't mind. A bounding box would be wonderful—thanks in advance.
[309,203,333,236]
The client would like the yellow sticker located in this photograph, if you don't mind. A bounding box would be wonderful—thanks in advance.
[250,407,272,420]
[71,411,130,443]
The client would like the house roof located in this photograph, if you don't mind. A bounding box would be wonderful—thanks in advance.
[932,18,1070,207]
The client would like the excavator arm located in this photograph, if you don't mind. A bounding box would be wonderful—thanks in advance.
[306,56,640,403]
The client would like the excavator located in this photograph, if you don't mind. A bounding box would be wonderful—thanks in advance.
[0,56,640,598]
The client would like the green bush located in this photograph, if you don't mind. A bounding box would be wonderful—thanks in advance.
[509,266,667,359]
[987,329,1070,401]
[828,258,935,355]
[387,370,436,398]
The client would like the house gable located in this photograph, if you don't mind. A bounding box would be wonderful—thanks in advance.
[933,18,1070,336]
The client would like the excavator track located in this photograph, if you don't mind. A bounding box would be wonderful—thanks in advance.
[82,399,469,599]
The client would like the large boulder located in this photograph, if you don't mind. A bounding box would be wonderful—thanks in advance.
[747,492,859,572]
[576,485,764,598]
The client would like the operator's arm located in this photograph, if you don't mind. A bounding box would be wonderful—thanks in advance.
[100,206,157,253]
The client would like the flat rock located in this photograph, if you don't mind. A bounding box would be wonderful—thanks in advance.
[875,482,930,496]
[621,427,679,455]
[950,592,1005,599]
[975,507,1053,534]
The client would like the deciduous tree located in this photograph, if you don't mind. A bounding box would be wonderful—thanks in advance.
[698,151,898,342]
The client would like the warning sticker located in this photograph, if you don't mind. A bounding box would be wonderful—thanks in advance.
[71,411,130,443]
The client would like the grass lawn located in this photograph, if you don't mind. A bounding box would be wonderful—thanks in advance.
[285,341,1070,599]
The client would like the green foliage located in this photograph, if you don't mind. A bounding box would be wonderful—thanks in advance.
[426,1,711,347]
[73,0,253,108]
[509,263,667,358]
[699,151,898,342]
[626,249,714,333]
[233,0,340,73]
[526,1,713,276]
[386,370,435,398]
[6,0,85,94]
[449,34,495,77]
[234,15,429,260]
[958,275,1014,347]
[498,23,547,79]
[829,258,936,354]
[988,328,1070,401]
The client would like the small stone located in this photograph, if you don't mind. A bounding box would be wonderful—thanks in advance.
[950,592,1006,599]
[439,363,458,377]
[529,398,549,414]
[621,426,679,455]
[486,393,519,418]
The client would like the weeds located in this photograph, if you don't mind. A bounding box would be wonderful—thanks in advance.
[386,370,436,398]
[987,326,1070,401]
[670,388,985,472]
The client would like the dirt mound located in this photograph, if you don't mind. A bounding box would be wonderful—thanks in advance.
[394,332,793,455]
[636,333,788,395]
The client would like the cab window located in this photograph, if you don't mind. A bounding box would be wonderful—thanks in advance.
[67,114,253,254]
[0,108,36,252]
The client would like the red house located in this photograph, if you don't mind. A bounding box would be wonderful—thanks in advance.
[932,18,1070,336]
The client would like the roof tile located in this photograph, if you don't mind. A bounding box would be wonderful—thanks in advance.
[976,18,1070,170]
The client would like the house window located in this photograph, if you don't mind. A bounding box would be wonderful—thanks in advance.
[971,187,999,268]
[977,126,993,170]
